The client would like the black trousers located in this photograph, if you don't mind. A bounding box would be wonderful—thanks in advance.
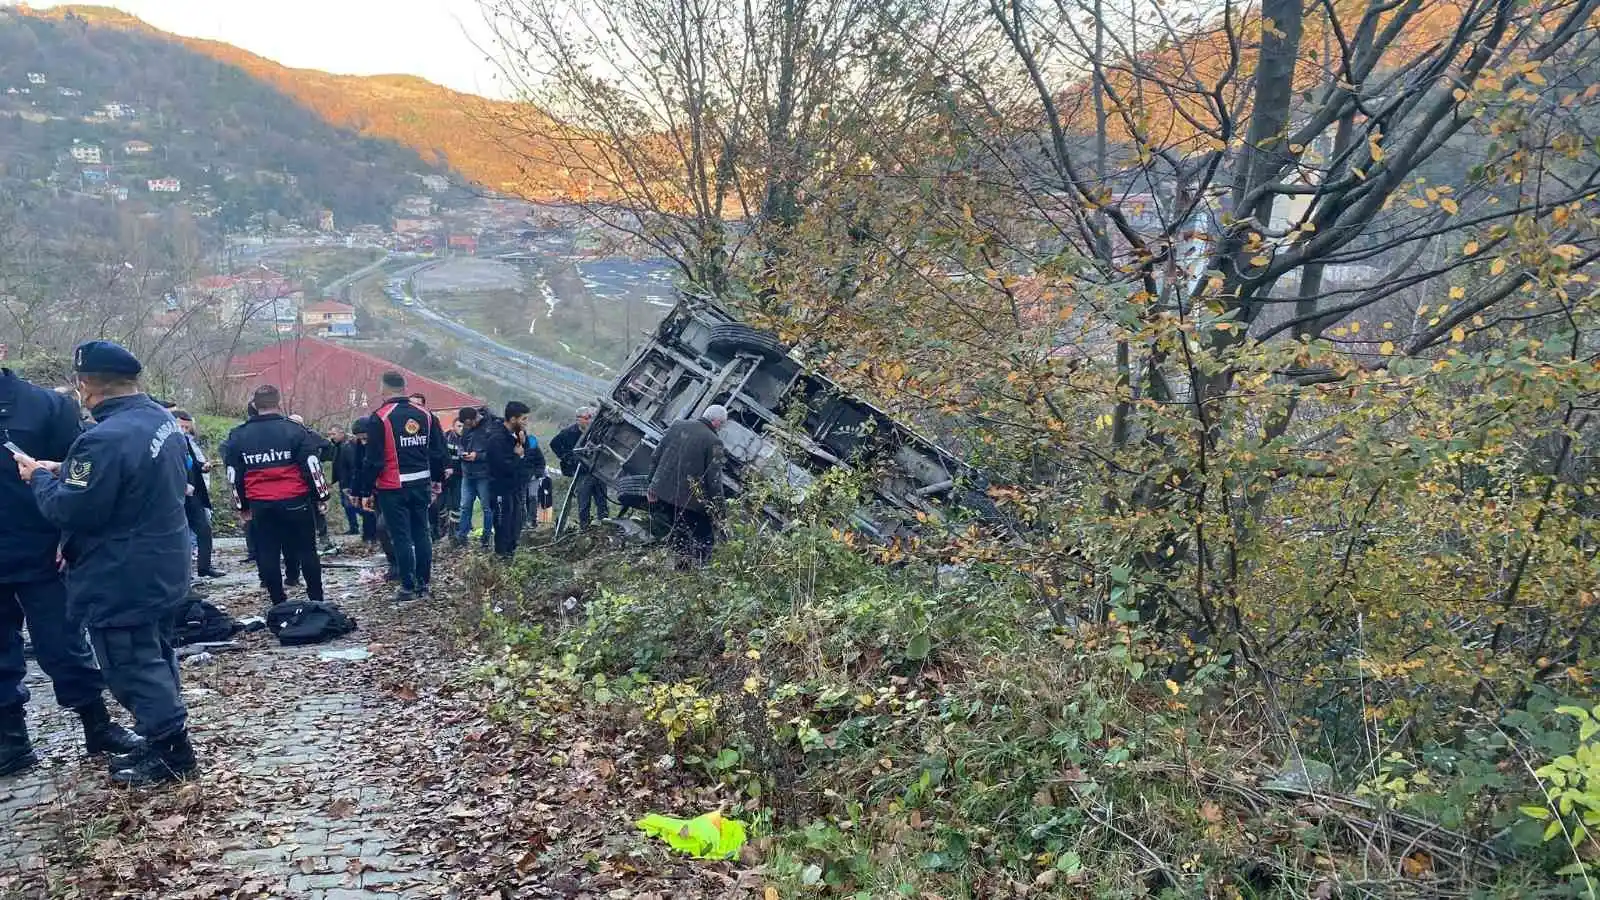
[1,578,106,711]
[88,621,185,740]
[491,479,523,557]
[184,496,213,574]
[376,483,433,592]
[251,500,324,604]
[575,474,609,526]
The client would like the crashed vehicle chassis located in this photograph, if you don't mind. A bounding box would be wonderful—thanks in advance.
[560,292,996,538]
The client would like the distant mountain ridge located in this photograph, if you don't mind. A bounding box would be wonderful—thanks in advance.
[27,4,587,199]
[0,7,453,229]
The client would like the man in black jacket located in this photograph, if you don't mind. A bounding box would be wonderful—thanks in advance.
[173,411,223,578]
[2,365,142,777]
[550,406,607,528]
[23,341,196,786]
[359,372,445,602]
[327,423,359,535]
[453,406,494,547]
[512,413,545,534]
[484,403,527,558]
[647,405,728,568]
[226,386,331,609]
[291,414,338,554]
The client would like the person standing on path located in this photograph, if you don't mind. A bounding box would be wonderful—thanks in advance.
[359,372,445,602]
[174,411,224,579]
[2,365,144,778]
[486,402,529,558]
[513,414,545,535]
[327,424,360,535]
[454,407,494,548]
[290,414,338,555]
[226,387,330,611]
[440,416,464,539]
[409,394,453,541]
[339,420,378,545]
[647,405,728,569]
[551,406,608,528]
[19,341,196,786]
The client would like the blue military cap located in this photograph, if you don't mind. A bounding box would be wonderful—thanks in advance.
[72,340,142,377]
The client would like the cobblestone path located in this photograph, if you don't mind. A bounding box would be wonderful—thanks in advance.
[0,537,449,899]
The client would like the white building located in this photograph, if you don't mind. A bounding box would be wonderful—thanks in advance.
[69,143,102,165]
[26,73,46,85]
[147,178,181,193]
[420,174,450,193]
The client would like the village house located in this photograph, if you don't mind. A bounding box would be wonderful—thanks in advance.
[68,142,102,164]
[299,301,357,337]
[400,195,433,217]
[185,270,300,325]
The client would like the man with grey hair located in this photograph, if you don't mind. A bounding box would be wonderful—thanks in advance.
[647,404,727,568]
[550,405,608,528]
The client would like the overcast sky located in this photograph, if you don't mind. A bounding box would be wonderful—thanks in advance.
[28,0,512,98]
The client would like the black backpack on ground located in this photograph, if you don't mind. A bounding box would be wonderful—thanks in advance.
[265,600,358,646]
[174,596,243,646]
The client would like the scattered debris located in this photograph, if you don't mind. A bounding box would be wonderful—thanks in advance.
[637,811,748,860]
[317,646,371,662]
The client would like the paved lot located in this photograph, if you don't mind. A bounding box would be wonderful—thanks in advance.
[0,537,446,899]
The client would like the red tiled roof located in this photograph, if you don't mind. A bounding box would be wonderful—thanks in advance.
[193,275,239,291]
[229,337,481,428]
[302,301,355,314]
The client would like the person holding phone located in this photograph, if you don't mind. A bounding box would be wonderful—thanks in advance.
[17,341,194,786]
[2,367,144,778]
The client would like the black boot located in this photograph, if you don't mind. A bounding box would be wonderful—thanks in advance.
[110,730,196,786]
[74,699,145,756]
[0,704,40,777]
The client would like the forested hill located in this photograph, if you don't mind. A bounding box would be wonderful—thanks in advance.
[0,6,445,228]
[26,5,588,199]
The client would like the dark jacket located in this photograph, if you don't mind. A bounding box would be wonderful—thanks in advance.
[30,393,191,627]
[360,396,445,493]
[0,369,82,584]
[648,417,725,512]
[459,419,492,479]
[482,416,520,485]
[550,423,586,476]
[333,438,361,491]
[182,433,212,510]
[224,412,330,509]
[443,429,462,480]
[516,429,547,483]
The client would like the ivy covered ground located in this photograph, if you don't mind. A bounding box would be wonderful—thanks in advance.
[3,522,1590,898]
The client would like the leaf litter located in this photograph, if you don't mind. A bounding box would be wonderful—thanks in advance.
[0,539,762,898]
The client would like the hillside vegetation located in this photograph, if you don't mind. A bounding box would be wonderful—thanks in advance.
[31,4,593,199]
[0,8,444,227]
[458,0,1600,893]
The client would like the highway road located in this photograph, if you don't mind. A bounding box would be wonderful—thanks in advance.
[373,258,611,409]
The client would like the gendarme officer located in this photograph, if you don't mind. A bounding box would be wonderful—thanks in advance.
[16,341,196,786]
[2,366,143,776]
